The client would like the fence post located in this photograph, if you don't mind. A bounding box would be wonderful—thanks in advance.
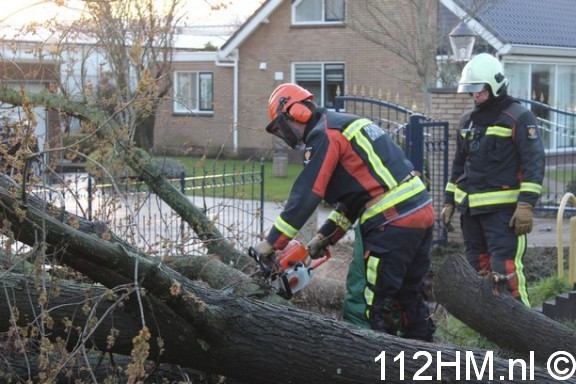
[87,174,93,221]
[260,158,265,235]
[406,114,425,174]
[334,96,344,112]
[180,170,185,235]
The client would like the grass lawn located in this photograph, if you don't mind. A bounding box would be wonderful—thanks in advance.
[547,168,575,182]
[158,156,301,202]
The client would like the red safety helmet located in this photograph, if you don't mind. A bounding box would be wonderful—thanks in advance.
[265,83,314,148]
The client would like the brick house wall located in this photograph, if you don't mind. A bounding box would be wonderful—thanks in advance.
[154,60,235,157]
[429,88,474,242]
[154,0,432,159]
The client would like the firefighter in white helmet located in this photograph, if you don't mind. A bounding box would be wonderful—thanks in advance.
[441,53,545,305]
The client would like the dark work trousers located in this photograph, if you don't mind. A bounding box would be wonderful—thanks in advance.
[460,209,530,306]
[361,204,436,341]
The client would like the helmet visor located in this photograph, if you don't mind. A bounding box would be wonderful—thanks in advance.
[265,114,301,149]
[457,83,487,94]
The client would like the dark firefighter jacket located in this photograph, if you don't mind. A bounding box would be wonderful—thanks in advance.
[444,95,545,214]
[266,108,431,250]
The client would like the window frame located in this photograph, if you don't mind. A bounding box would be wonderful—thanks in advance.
[291,0,345,26]
[173,71,214,114]
[505,60,576,152]
[292,62,345,109]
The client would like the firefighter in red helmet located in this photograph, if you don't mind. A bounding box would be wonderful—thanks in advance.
[265,83,314,149]
[253,83,436,341]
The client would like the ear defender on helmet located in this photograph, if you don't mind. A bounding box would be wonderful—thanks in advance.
[287,102,312,123]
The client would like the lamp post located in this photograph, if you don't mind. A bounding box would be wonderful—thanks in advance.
[448,21,477,63]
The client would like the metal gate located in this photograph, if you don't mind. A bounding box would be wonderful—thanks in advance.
[335,95,450,244]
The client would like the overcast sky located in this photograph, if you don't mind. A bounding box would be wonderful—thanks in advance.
[0,0,263,26]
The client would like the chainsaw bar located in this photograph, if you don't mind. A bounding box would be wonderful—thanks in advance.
[248,241,331,300]
[248,246,295,299]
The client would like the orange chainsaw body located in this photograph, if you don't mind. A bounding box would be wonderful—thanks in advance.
[272,240,331,296]
[249,239,331,299]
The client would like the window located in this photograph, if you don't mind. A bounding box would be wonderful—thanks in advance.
[292,0,345,25]
[293,63,345,109]
[173,71,213,113]
[506,62,576,150]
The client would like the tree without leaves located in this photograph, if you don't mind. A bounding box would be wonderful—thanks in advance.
[0,171,563,383]
[21,0,186,151]
[0,89,574,383]
[347,0,495,111]
[0,1,571,378]
[347,0,440,110]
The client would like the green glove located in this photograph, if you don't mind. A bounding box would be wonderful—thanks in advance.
[509,202,533,236]
[440,203,455,232]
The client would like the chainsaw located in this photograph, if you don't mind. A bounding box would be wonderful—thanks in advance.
[248,239,331,299]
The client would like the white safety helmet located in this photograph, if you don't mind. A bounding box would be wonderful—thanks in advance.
[457,53,508,97]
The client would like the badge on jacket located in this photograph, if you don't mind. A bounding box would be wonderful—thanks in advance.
[304,146,313,165]
[527,125,539,140]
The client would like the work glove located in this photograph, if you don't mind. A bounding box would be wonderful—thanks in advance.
[509,202,534,236]
[307,233,330,259]
[440,203,455,232]
[254,240,275,259]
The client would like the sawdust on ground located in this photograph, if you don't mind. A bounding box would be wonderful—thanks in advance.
[318,239,562,285]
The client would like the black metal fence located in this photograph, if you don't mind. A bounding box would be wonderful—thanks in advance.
[31,160,265,256]
[335,94,576,241]
[516,97,576,213]
[21,96,576,253]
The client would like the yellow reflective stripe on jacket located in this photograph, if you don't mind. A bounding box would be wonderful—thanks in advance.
[520,181,542,195]
[455,187,520,207]
[273,216,298,238]
[360,177,426,224]
[468,189,519,208]
[327,210,352,231]
[486,125,512,137]
[445,182,456,193]
[454,187,467,204]
[342,118,372,141]
[343,119,397,188]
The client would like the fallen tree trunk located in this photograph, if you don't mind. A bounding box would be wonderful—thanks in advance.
[0,88,250,270]
[0,90,571,382]
[166,254,346,316]
[0,272,244,383]
[434,253,576,365]
[0,178,561,383]
[0,349,133,383]
[0,272,205,365]
[0,272,559,383]
[0,344,205,384]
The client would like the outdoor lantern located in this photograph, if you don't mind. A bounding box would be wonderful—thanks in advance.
[448,21,477,62]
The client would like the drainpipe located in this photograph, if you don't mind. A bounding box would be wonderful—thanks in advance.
[216,48,239,154]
